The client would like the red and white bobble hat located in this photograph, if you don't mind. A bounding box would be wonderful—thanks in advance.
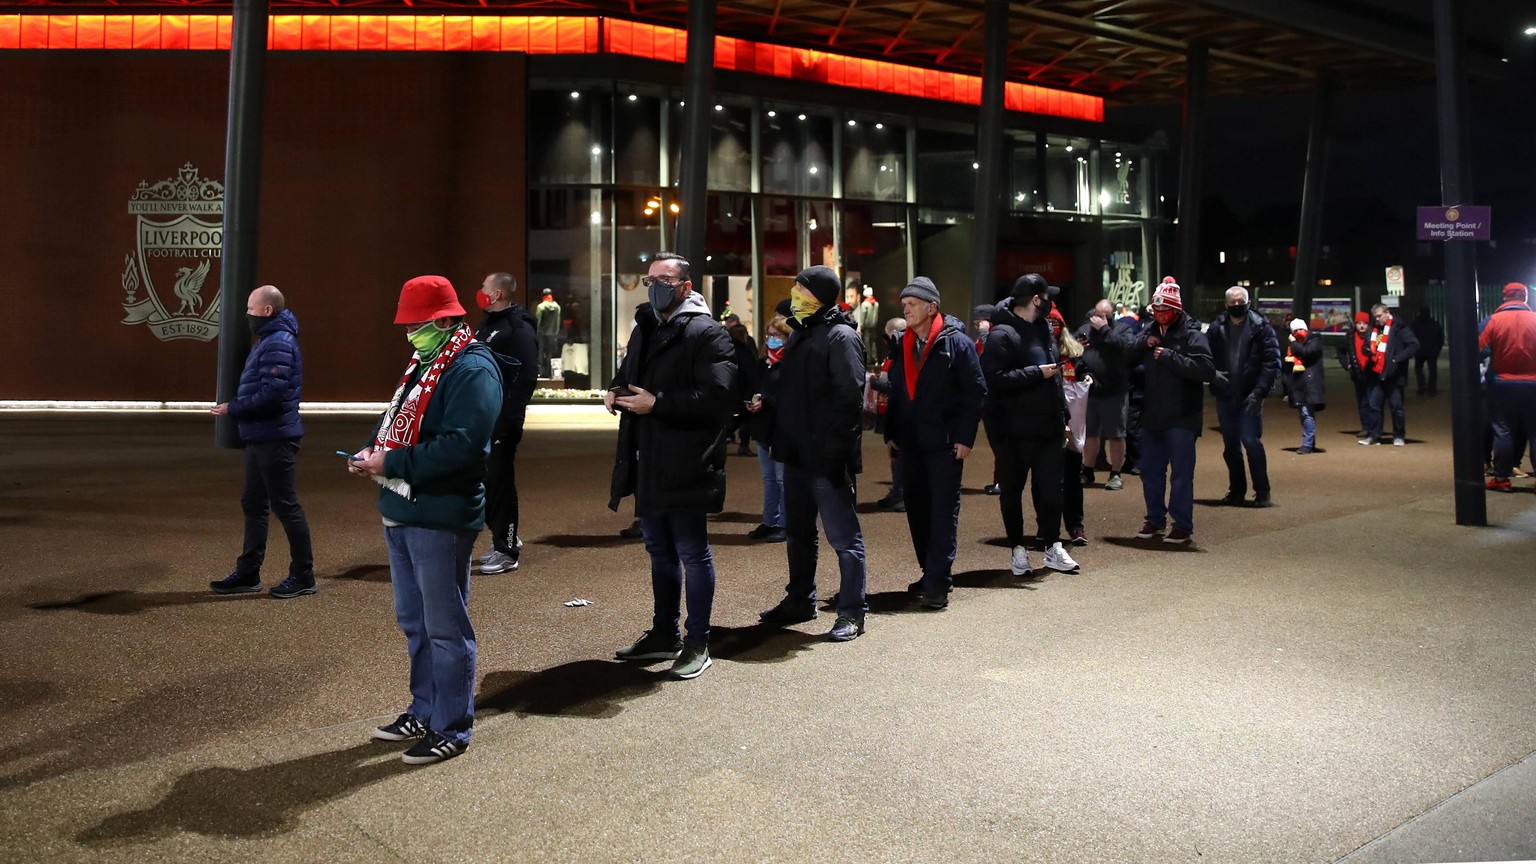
[1152,276,1183,310]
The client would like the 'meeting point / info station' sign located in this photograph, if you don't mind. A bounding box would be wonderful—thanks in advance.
[1416,205,1491,241]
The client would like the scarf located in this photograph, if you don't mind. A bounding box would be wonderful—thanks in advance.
[901,314,945,400]
[1369,318,1391,357]
[766,344,784,366]
[372,323,476,499]
[1284,344,1305,373]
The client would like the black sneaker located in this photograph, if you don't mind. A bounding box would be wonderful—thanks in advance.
[372,712,426,742]
[828,615,865,641]
[907,579,925,597]
[1081,469,1096,486]
[1251,492,1274,508]
[747,523,772,539]
[269,574,316,599]
[761,527,787,543]
[919,592,949,610]
[402,732,467,765]
[210,572,261,595]
[758,601,818,626]
[983,484,1001,496]
[614,630,683,662]
[1217,492,1246,507]
[618,520,644,539]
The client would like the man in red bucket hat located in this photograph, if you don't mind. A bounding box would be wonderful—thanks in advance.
[347,275,502,765]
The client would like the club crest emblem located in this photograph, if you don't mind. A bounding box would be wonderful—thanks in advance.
[120,163,224,342]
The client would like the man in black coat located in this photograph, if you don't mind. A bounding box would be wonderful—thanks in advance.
[1207,286,1282,507]
[885,277,986,609]
[473,272,540,575]
[605,252,737,680]
[210,285,315,599]
[1123,278,1216,544]
[1410,307,1444,396]
[982,274,1081,576]
[759,265,869,642]
[1364,303,1421,446]
[1075,298,1137,491]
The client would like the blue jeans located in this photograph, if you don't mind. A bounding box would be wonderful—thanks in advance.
[782,464,867,619]
[639,513,717,646]
[385,525,477,746]
[1366,380,1406,441]
[898,446,965,595]
[757,448,786,528]
[1216,399,1269,496]
[1298,405,1317,449]
[1140,427,1197,533]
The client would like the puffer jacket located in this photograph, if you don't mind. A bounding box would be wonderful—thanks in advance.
[981,300,1066,440]
[1283,335,1326,410]
[228,309,304,443]
[885,314,986,453]
[769,304,865,482]
[607,293,738,516]
[1073,314,1137,396]
[1123,311,1216,433]
[1207,308,1281,403]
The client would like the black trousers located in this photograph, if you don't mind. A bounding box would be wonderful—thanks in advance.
[1061,448,1084,534]
[485,418,525,555]
[237,439,313,579]
[898,446,965,594]
[995,434,1064,546]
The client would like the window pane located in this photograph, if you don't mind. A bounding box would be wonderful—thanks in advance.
[1044,135,1091,214]
[842,118,906,202]
[1100,144,1146,217]
[614,93,661,187]
[529,87,610,185]
[916,126,975,210]
[761,110,833,196]
[760,196,800,276]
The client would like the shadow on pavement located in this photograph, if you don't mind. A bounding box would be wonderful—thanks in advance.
[476,660,662,720]
[1101,536,1204,552]
[710,625,821,663]
[326,564,390,583]
[75,742,410,845]
[532,534,637,549]
[0,678,56,723]
[711,510,761,525]
[28,590,259,616]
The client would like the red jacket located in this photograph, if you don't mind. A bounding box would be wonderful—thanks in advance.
[1479,302,1536,383]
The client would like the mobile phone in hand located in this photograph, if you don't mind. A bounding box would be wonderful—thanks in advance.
[335,450,357,460]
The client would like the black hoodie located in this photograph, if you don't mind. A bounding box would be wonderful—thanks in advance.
[769,304,866,481]
[981,298,1068,440]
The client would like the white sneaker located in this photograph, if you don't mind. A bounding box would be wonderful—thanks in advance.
[1043,542,1080,573]
[1009,545,1032,576]
[1393,437,1406,446]
[479,550,519,575]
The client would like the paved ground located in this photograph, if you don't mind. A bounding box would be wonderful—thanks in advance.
[2,367,1534,863]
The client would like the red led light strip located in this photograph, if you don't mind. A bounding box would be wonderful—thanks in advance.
[0,14,1101,122]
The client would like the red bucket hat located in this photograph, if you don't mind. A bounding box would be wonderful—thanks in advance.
[395,275,466,325]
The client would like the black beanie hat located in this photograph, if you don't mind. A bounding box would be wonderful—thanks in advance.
[795,265,842,306]
[775,297,793,318]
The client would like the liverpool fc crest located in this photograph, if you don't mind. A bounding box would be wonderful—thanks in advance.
[121,163,224,342]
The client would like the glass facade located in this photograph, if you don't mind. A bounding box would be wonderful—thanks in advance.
[528,80,1168,392]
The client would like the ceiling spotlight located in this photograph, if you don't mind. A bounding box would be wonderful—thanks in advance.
[1115,151,1122,157]
[668,202,680,214]
[879,165,888,172]
[628,94,638,102]
[590,211,602,225]
[570,91,580,99]
[1016,192,1025,201]
[798,113,807,121]
[875,123,884,129]
[972,162,979,169]
[809,166,819,174]
[1065,145,1074,152]
[767,110,777,117]
[1526,26,1536,35]
[847,119,857,126]
[591,146,602,155]
[715,104,724,111]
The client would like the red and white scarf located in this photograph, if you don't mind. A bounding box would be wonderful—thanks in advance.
[1369,317,1391,357]
[901,314,945,400]
[372,323,476,499]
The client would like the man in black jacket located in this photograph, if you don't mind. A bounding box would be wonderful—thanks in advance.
[885,277,986,609]
[1124,278,1216,544]
[1075,298,1137,491]
[474,272,540,575]
[982,274,1080,576]
[1410,307,1444,396]
[605,252,737,680]
[760,265,869,642]
[1365,304,1421,446]
[1207,286,1282,507]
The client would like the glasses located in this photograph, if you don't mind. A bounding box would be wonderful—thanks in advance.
[640,276,682,289]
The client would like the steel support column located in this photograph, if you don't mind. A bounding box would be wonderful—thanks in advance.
[1292,77,1333,321]
[1432,0,1485,525]
[674,0,716,267]
[1174,42,1208,288]
[214,0,269,449]
[969,0,1009,311]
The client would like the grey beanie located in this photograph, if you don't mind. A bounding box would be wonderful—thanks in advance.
[901,277,941,306]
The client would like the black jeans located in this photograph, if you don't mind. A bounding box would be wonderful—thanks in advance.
[782,464,867,619]
[1061,448,1084,533]
[1415,350,1441,395]
[485,415,525,555]
[237,439,313,579]
[898,446,964,595]
[995,434,1064,546]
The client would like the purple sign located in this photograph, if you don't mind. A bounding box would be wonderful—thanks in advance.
[1417,205,1492,241]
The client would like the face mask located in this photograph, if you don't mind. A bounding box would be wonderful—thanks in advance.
[246,313,273,334]
[1228,303,1248,319]
[790,291,823,323]
[766,335,784,350]
[476,291,496,311]
[648,281,681,316]
[1037,296,1053,318]
[407,322,455,358]
[977,322,990,337]
[1153,308,1179,328]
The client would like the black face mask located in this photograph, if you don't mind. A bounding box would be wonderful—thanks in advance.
[1228,303,1248,320]
[246,313,273,334]
[1036,296,1053,318]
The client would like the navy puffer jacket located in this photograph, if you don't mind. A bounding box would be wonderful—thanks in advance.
[229,309,304,443]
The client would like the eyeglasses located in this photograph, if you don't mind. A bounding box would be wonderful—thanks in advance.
[641,276,682,289]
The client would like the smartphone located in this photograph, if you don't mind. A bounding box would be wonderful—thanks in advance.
[609,385,636,398]
[335,450,357,460]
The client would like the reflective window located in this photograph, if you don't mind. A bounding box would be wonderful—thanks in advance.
[761,109,833,197]
[1008,131,1042,213]
[842,117,906,202]
[1043,135,1092,214]
[614,92,661,186]
[529,87,611,185]
[1101,144,1146,217]
[915,126,975,210]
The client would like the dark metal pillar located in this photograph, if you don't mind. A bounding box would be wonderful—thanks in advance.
[674,0,716,267]
[214,0,269,449]
[1291,78,1333,322]
[1433,0,1485,526]
[1174,42,1208,288]
[969,0,1009,310]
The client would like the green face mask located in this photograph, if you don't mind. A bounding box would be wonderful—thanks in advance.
[407,322,455,358]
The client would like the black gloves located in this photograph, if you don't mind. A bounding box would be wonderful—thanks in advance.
[1243,394,1263,416]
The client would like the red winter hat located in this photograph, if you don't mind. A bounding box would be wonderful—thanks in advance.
[1354,311,1372,325]
[1504,282,1529,304]
[395,275,466,324]
[1151,276,1183,310]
